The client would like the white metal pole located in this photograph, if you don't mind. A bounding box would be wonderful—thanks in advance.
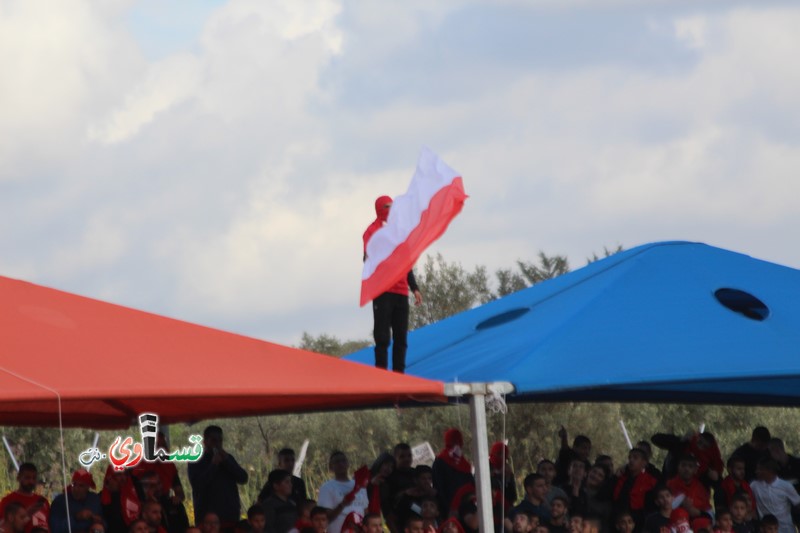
[445,382,513,533]
[2,436,20,472]
[470,390,493,533]
[294,439,310,477]
[619,419,633,450]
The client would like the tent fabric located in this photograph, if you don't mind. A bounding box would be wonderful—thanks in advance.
[0,276,446,428]
[347,241,800,406]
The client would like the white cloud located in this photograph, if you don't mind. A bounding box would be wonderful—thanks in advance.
[3,1,800,346]
[675,16,708,49]
[88,54,202,144]
[0,1,141,168]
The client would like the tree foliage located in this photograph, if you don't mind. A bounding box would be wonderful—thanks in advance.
[299,333,371,358]
[587,244,625,264]
[409,253,493,330]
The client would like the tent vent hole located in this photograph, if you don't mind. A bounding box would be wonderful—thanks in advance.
[476,308,530,330]
[714,288,769,321]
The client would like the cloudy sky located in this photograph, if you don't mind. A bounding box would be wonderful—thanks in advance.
[2,0,799,346]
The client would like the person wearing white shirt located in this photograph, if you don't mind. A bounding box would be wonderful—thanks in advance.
[317,452,369,533]
[750,458,800,533]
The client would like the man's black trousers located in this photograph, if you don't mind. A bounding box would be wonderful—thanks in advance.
[372,292,409,373]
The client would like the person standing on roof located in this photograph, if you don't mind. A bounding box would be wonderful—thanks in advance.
[363,195,423,374]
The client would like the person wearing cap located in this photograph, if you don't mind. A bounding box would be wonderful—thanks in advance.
[363,195,423,374]
[49,469,103,533]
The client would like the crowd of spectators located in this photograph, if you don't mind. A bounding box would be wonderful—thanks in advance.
[1,424,799,533]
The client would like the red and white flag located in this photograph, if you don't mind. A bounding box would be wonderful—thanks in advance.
[361,147,467,306]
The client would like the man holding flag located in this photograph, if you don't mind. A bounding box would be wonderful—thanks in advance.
[363,195,423,374]
[360,147,467,374]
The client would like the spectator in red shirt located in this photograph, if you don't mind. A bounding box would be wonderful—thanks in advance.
[0,463,50,533]
[666,455,712,531]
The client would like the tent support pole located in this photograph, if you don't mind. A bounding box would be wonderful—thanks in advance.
[445,382,514,533]
[470,390,493,533]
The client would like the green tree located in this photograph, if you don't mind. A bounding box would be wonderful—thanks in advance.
[516,253,570,286]
[587,245,624,264]
[298,333,371,358]
[494,252,570,298]
[409,253,493,329]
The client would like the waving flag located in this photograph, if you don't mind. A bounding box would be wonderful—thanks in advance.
[361,147,467,306]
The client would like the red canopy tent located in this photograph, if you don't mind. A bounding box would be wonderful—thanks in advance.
[0,275,446,429]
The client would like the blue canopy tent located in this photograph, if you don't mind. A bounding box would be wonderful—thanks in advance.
[347,241,800,405]
[349,240,800,532]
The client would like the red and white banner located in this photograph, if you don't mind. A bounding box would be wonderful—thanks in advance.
[361,147,467,306]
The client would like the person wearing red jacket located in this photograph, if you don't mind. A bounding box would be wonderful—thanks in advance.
[614,448,658,530]
[363,196,423,374]
[651,431,723,485]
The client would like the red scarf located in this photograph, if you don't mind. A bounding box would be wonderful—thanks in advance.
[438,429,472,474]
[368,483,382,515]
[437,448,472,474]
[363,196,392,255]
[100,466,141,525]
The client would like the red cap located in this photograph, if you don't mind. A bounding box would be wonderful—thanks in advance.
[444,428,463,448]
[489,442,509,469]
[72,469,96,489]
